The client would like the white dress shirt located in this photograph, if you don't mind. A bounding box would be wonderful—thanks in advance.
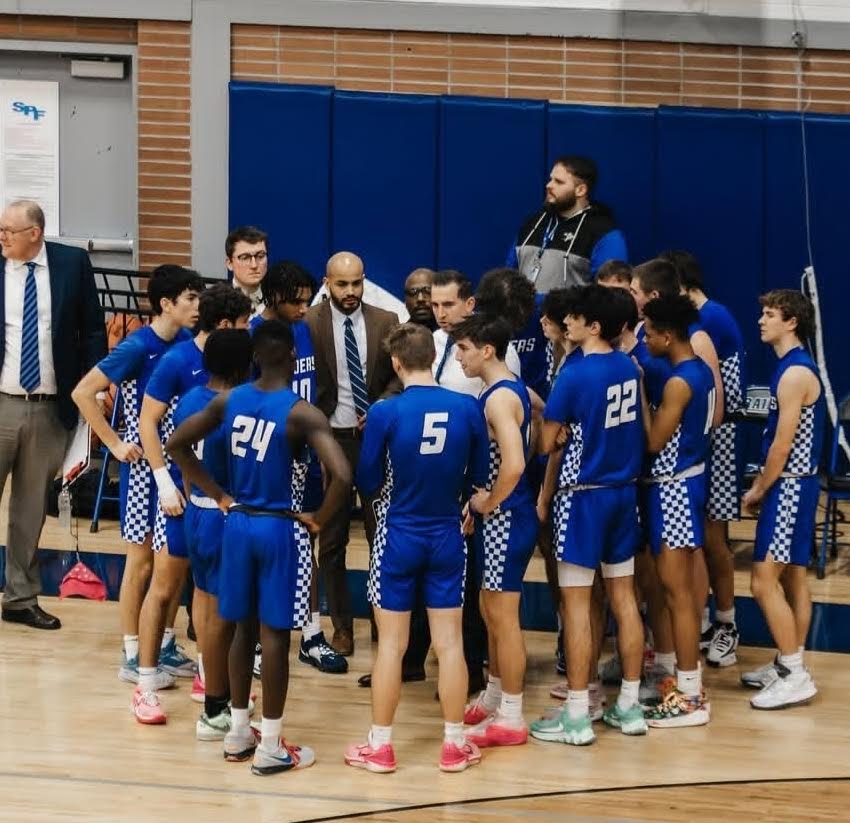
[234,280,264,320]
[432,327,522,398]
[1,243,56,394]
[330,301,368,428]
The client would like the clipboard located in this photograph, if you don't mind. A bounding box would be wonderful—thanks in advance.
[62,419,91,487]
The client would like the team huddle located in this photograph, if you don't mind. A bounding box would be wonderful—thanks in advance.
[71,228,825,776]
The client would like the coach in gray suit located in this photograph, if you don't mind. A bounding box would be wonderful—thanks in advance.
[0,200,106,630]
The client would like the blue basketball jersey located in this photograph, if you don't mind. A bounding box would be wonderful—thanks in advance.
[545,350,644,488]
[249,317,316,404]
[173,385,230,497]
[480,378,534,510]
[699,299,746,415]
[512,295,549,398]
[145,339,207,406]
[357,386,490,522]
[223,384,304,511]
[649,357,716,478]
[635,324,673,409]
[761,346,825,474]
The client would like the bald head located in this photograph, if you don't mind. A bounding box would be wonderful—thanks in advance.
[324,251,365,315]
[404,267,436,328]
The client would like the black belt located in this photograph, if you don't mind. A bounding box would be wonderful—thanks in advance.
[229,504,297,520]
[332,426,362,439]
[0,391,56,403]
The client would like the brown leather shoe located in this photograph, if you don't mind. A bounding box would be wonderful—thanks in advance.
[331,628,354,657]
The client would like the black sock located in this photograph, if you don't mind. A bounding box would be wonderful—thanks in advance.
[205,694,229,719]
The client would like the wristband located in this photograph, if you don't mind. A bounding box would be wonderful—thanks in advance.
[152,466,178,503]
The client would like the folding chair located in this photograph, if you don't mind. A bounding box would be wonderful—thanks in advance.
[817,394,850,579]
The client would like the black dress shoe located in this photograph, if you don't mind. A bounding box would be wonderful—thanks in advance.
[2,604,61,630]
[358,669,426,688]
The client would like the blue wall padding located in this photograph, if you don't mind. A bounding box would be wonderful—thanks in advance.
[229,82,332,280]
[547,105,656,265]
[655,107,767,380]
[438,96,546,278]
[228,84,850,399]
[331,91,439,295]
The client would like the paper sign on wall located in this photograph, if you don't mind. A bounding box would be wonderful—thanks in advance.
[0,79,59,236]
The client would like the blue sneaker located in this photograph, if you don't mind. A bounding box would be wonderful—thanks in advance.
[159,635,196,678]
[251,740,316,775]
[530,707,595,746]
[119,651,175,690]
[299,631,348,674]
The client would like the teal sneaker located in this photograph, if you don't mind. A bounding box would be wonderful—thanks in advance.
[118,651,139,684]
[603,702,648,736]
[530,708,595,746]
[159,635,197,678]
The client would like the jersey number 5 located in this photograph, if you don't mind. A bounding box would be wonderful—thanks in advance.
[232,414,276,462]
[420,412,449,455]
[604,379,638,429]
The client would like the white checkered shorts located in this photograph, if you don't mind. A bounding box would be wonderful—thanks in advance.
[708,421,740,521]
[291,520,313,628]
[553,488,576,560]
[481,509,513,591]
[659,479,697,549]
[367,458,393,608]
[119,379,156,545]
[765,478,802,565]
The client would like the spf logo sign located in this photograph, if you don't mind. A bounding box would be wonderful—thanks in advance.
[12,101,46,121]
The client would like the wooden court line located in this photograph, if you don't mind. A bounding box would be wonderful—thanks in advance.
[292,775,850,823]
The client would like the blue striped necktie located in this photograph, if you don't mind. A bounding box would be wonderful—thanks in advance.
[344,317,369,417]
[20,262,40,393]
[435,336,454,383]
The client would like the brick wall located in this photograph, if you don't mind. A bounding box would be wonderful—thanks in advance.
[231,25,850,115]
[137,21,191,269]
[0,14,136,43]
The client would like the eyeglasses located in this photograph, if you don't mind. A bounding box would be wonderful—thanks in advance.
[234,251,267,264]
[404,286,431,298]
[0,225,35,236]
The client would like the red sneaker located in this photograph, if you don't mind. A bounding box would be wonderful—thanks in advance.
[344,741,397,773]
[463,692,494,726]
[190,673,205,704]
[439,739,481,772]
[132,687,166,725]
[466,718,527,748]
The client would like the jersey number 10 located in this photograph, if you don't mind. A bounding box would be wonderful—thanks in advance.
[604,379,638,429]
[232,414,276,462]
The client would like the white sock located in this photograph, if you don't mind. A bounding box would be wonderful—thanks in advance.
[260,716,282,752]
[230,707,249,732]
[138,666,157,691]
[700,606,711,633]
[567,690,589,720]
[716,608,735,626]
[197,653,205,686]
[161,627,175,650]
[482,674,501,711]
[779,651,804,674]
[368,724,392,747]
[444,721,465,746]
[617,679,640,711]
[677,668,701,697]
[302,611,322,642]
[123,635,139,661]
[656,651,676,676]
[499,691,523,725]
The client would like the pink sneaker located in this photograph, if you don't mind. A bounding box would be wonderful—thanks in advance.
[463,692,494,726]
[132,687,166,725]
[190,673,205,704]
[439,739,481,772]
[344,741,397,773]
[467,719,527,748]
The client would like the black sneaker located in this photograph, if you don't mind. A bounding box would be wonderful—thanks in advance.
[556,628,566,675]
[699,623,716,653]
[706,623,739,668]
[299,631,349,674]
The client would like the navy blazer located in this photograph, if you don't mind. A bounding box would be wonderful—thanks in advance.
[0,241,106,430]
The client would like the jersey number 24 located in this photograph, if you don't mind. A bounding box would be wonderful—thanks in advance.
[232,414,276,462]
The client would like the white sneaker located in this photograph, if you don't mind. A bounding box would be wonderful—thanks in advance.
[197,710,231,741]
[741,658,780,690]
[706,623,739,668]
[253,644,262,680]
[750,669,817,710]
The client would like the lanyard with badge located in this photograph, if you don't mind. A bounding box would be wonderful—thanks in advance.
[524,208,590,285]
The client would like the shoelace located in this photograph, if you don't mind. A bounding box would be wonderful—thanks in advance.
[138,690,160,708]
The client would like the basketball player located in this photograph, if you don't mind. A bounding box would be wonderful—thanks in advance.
[640,294,715,728]
[72,266,203,690]
[134,284,252,723]
[344,323,490,773]
[596,259,632,289]
[452,315,537,748]
[251,261,347,676]
[166,320,351,775]
[742,290,822,709]
[172,328,253,739]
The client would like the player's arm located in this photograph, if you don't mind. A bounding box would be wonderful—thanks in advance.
[691,330,724,427]
[647,377,692,454]
[540,365,573,454]
[140,393,185,516]
[537,449,562,522]
[72,365,143,463]
[743,366,813,513]
[354,404,387,498]
[471,389,525,515]
[289,401,352,534]
[165,393,230,512]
